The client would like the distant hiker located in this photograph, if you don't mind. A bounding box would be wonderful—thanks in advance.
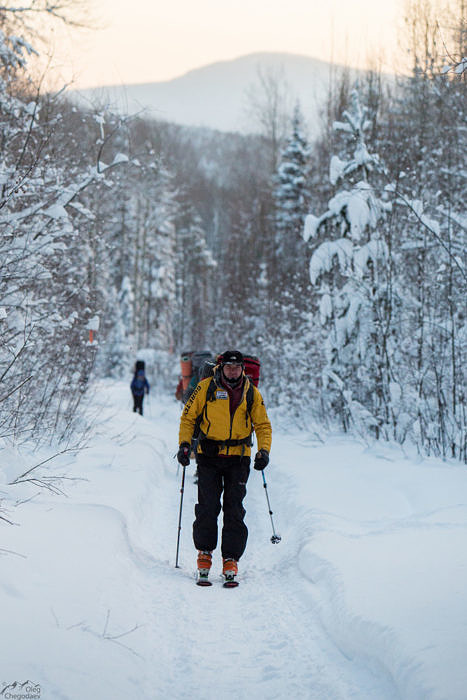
[177,349,272,586]
[130,361,150,415]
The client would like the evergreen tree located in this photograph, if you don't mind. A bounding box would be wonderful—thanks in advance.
[380,0,467,458]
[175,213,217,350]
[304,88,392,433]
[273,102,311,279]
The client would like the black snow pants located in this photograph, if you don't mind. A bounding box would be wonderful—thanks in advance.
[193,454,250,561]
[132,393,144,415]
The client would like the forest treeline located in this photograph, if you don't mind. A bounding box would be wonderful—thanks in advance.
[0,0,465,460]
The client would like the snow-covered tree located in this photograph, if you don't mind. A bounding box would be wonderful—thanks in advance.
[0,11,132,441]
[304,88,393,433]
[99,276,135,379]
[377,0,467,459]
[273,102,310,277]
[175,213,217,350]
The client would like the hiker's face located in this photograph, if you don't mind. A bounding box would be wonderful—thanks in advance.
[223,363,243,380]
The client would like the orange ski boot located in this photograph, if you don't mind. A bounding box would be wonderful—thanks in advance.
[196,551,212,587]
[222,558,239,588]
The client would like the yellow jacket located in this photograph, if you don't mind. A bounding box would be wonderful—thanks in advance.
[179,374,272,457]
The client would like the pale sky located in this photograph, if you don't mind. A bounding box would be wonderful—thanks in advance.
[50,0,402,89]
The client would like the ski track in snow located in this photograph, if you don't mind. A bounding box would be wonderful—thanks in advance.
[80,388,399,699]
[3,381,466,699]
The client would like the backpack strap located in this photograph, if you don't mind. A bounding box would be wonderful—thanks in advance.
[195,378,256,448]
[243,383,255,447]
[193,377,217,439]
[245,383,254,422]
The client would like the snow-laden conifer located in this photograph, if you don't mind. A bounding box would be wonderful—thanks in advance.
[304,88,393,434]
[273,103,311,275]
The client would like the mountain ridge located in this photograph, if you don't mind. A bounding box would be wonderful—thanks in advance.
[116,51,335,87]
[71,52,361,135]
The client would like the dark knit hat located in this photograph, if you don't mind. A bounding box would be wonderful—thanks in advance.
[221,350,244,366]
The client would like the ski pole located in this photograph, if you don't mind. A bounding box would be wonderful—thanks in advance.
[262,471,281,544]
[175,463,186,567]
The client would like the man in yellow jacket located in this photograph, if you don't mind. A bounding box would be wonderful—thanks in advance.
[177,349,272,585]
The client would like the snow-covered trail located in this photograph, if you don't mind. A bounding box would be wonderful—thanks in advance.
[2,380,467,700]
[77,384,397,699]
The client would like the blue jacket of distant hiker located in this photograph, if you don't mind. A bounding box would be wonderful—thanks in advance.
[131,370,150,397]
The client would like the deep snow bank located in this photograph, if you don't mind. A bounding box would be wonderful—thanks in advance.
[269,420,467,700]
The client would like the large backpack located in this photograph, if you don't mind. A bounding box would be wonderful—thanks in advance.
[243,355,261,387]
[192,356,260,445]
[180,351,193,394]
[192,351,214,384]
[181,350,214,403]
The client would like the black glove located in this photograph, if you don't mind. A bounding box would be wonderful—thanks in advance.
[177,442,191,466]
[254,449,269,470]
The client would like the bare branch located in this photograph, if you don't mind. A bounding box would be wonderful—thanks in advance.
[8,443,83,484]
[0,375,33,403]
[0,547,27,558]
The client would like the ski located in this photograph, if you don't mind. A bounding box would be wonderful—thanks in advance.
[195,571,239,587]
[223,576,239,588]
